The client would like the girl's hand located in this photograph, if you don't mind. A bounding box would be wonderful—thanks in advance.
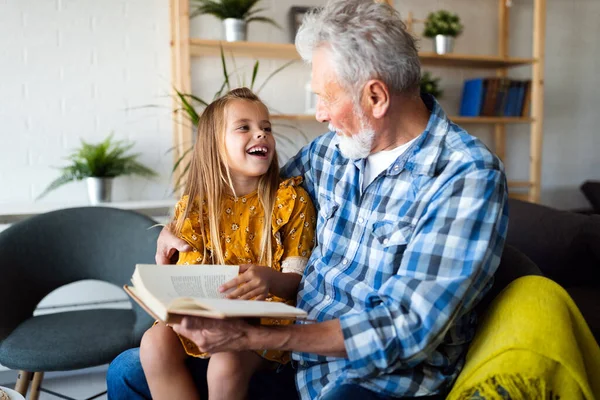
[219,264,274,300]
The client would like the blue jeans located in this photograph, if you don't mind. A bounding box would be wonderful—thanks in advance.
[321,385,445,400]
[106,347,298,400]
[107,349,444,400]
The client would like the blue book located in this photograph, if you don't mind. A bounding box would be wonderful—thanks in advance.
[459,78,485,117]
[513,81,526,117]
[504,81,518,117]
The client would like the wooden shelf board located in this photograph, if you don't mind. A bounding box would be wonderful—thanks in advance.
[508,192,531,201]
[272,114,315,121]
[451,117,534,124]
[189,39,536,69]
[418,52,536,69]
[190,39,300,59]
[271,114,533,124]
[508,181,534,189]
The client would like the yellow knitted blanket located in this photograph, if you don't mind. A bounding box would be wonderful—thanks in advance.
[447,276,600,400]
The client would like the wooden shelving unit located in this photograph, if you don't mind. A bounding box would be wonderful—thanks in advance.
[171,0,546,202]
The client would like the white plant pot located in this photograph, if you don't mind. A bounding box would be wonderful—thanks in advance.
[86,177,113,205]
[434,35,455,55]
[223,18,247,42]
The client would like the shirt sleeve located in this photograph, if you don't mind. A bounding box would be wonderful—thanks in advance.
[339,166,508,376]
[173,196,206,265]
[279,186,317,275]
[281,141,316,201]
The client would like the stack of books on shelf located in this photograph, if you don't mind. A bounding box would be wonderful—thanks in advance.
[459,78,532,117]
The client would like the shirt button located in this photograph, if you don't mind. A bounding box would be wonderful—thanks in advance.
[342,259,348,265]
[358,217,364,224]
[393,165,400,171]
[383,238,389,245]
[325,295,331,301]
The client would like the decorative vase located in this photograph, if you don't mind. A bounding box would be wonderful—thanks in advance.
[223,18,247,42]
[434,35,454,55]
[86,177,113,205]
[304,76,317,114]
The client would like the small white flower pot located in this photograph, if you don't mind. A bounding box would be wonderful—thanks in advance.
[434,35,455,55]
[223,18,247,42]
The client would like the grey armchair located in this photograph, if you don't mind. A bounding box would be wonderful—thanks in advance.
[0,207,160,399]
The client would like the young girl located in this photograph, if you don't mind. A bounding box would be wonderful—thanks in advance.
[139,87,316,400]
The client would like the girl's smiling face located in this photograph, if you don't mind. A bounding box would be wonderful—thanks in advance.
[223,99,276,194]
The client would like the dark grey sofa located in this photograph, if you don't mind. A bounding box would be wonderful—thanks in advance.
[503,198,600,343]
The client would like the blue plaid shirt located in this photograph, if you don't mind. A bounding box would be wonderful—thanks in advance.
[281,95,509,399]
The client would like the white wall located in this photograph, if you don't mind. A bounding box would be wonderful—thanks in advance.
[1,0,598,210]
[0,0,173,207]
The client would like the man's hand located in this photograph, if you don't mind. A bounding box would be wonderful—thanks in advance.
[155,226,192,264]
[219,264,274,300]
[171,317,252,354]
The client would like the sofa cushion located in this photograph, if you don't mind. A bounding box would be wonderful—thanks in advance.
[507,199,598,287]
[581,180,600,213]
[566,286,600,344]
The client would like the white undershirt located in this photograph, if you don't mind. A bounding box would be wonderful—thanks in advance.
[363,137,418,190]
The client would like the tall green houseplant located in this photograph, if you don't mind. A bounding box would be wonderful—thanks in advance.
[191,0,280,41]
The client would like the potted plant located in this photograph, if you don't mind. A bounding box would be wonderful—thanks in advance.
[37,134,157,204]
[191,0,280,42]
[420,71,443,99]
[423,10,464,55]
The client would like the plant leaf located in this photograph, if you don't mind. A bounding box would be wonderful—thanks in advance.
[220,45,230,93]
[256,60,296,94]
[250,60,259,90]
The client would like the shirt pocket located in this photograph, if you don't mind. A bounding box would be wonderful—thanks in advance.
[317,197,339,252]
[372,219,413,248]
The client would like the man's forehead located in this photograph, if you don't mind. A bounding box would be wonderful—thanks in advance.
[311,49,337,89]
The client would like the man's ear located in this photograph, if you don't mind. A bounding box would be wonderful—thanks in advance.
[363,80,390,119]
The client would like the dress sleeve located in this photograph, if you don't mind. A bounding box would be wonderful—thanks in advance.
[173,196,206,265]
[276,179,317,275]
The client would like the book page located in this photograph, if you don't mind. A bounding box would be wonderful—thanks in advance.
[132,264,239,306]
[169,298,307,319]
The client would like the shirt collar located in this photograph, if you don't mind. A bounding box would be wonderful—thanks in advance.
[398,93,449,177]
[331,93,450,177]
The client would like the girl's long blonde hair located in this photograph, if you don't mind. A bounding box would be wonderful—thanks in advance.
[173,87,280,267]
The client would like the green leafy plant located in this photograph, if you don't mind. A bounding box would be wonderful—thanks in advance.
[170,47,303,190]
[420,71,443,99]
[190,0,280,28]
[37,134,157,199]
[423,10,464,38]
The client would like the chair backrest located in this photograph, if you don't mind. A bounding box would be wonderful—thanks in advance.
[0,207,160,339]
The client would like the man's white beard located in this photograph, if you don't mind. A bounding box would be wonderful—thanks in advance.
[330,118,375,160]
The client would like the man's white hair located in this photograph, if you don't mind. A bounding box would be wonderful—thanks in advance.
[296,0,421,100]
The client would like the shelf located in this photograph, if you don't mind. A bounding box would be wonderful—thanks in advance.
[451,117,533,124]
[271,114,533,125]
[189,39,536,69]
[508,181,534,189]
[190,39,300,59]
[0,199,177,225]
[272,114,315,121]
[418,52,536,69]
[508,192,531,201]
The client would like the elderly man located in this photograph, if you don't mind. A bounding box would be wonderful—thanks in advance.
[107,0,508,399]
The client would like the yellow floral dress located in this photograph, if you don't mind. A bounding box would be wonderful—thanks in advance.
[173,176,316,364]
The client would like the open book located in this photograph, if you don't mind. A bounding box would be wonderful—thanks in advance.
[124,264,308,323]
